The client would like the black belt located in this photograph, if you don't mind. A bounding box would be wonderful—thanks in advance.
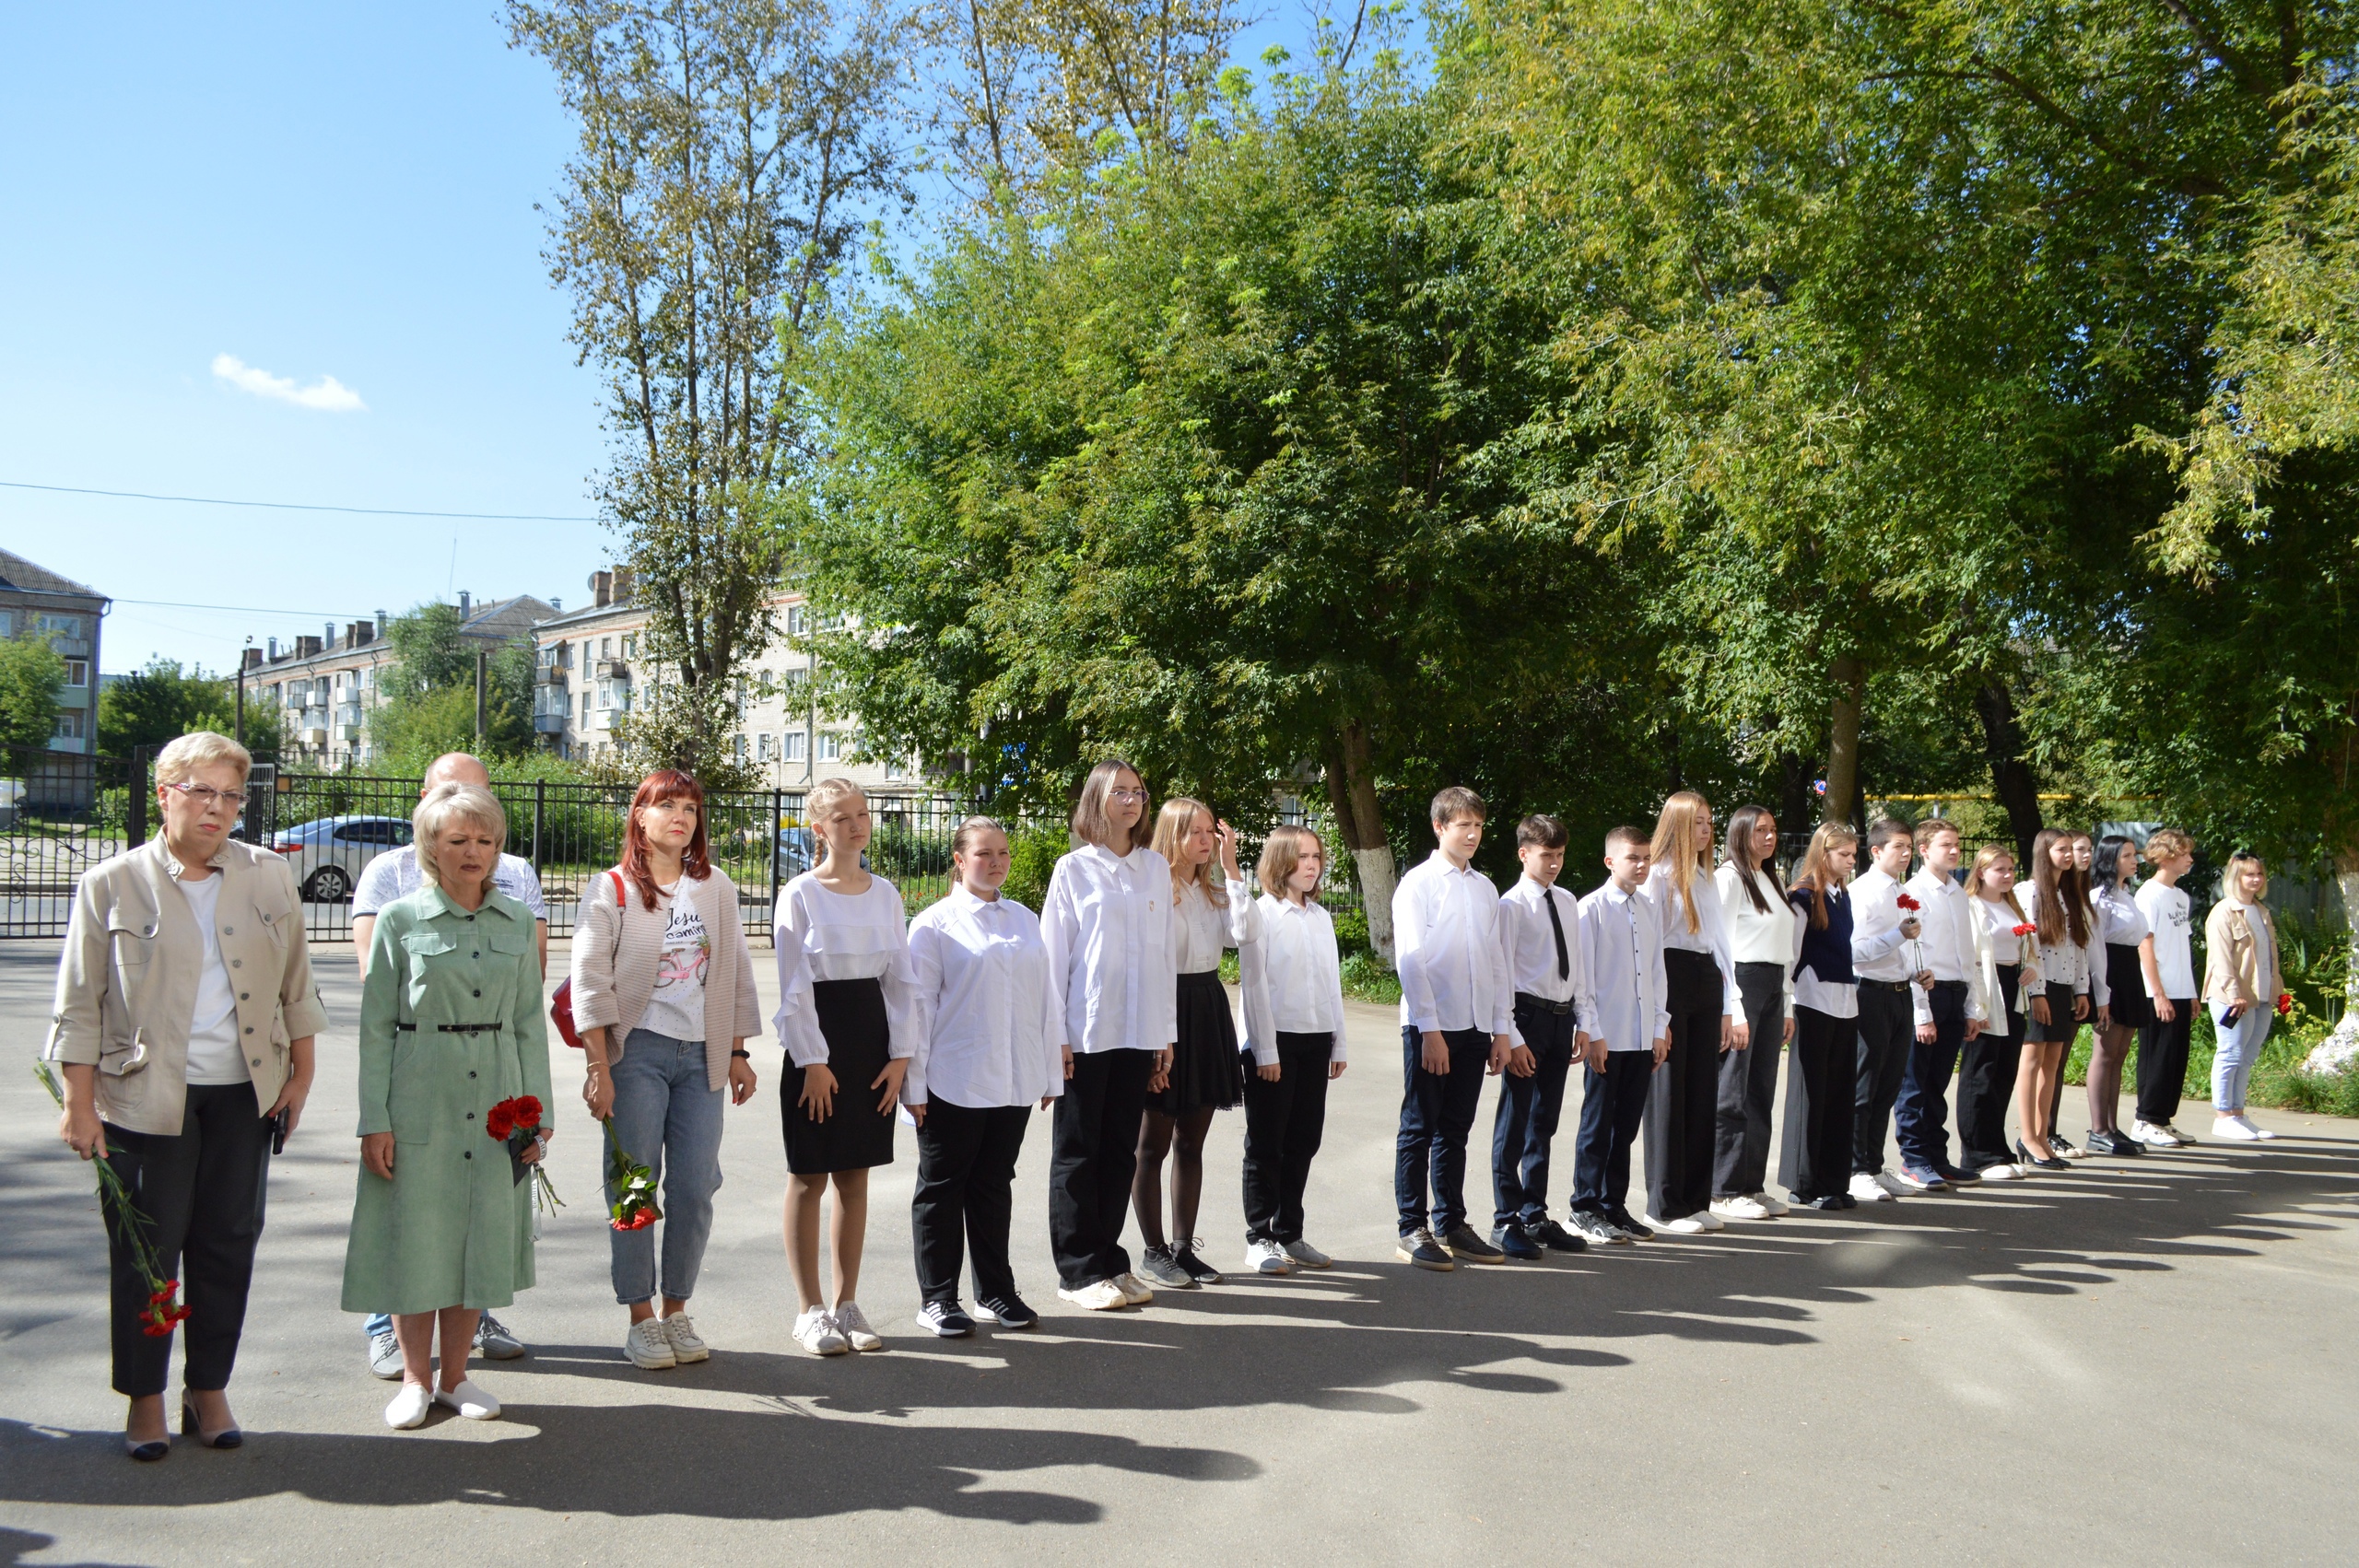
[395,1023,505,1033]
[1515,991,1573,1016]
[1931,978,1968,991]
[1860,978,1913,994]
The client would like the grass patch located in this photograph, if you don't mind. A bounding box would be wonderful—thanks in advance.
[2059,1004,2355,1117]
[1216,938,1403,1008]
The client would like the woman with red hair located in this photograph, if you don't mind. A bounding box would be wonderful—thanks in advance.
[569,770,764,1374]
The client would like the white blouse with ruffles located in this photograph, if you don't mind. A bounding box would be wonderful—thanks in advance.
[773,872,921,1070]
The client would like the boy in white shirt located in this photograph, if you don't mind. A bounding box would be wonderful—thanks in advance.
[2133,829,2199,1146]
[1849,820,1931,1199]
[1392,787,1521,1271]
[1490,815,1597,1259]
[1569,827,1671,1246]
[1895,819,1986,1185]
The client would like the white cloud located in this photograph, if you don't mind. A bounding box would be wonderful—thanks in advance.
[210,353,367,412]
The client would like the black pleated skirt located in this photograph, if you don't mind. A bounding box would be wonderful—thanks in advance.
[1147,969,1243,1115]
[781,977,897,1174]
[2024,980,2081,1044]
[2105,942,2154,1029]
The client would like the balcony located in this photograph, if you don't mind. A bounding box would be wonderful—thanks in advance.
[299,726,328,746]
[537,665,569,686]
[597,660,631,681]
[588,709,615,731]
[47,637,92,660]
[334,705,363,728]
[534,712,568,733]
[335,723,361,743]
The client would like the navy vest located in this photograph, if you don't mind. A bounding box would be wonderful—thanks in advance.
[1790,884,1855,987]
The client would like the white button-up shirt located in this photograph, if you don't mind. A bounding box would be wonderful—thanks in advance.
[1392,852,1513,1036]
[1041,843,1178,1055]
[1905,868,1987,1026]
[1171,876,1258,974]
[1496,877,1597,1037]
[1579,880,1669,1051]
[1848,866,1918,984]
[1641,862,1742,1018]
[904,885,1063,1109]
[1239,894,1348,1066]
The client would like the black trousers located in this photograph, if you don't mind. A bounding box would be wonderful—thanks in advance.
[1394,1025,1490,1235]
[1852,982,1916,1176]
[1895,980,1969,1171]
[1492,1000,1577,1229]
[2137,1004,2196,1126]
[913,1098,1032,1306]
[101,1082,272,1398]
[1957,964,2024,1169]
[1778,1006,1854,1201]
[1571,1050,1654,1215]
[1646,949,1722,1221]
[1241,1033,1333,1244]
[1049,1049,1154,1289]
[1715,962,1787,1199]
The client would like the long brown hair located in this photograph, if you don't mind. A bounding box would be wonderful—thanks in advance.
[1649,790,1711,935]
[1723,804,1777,915]
[1790,822,1858,930]
[619,769,710,910]
[1070,758,1152,852]
[2028,828,2087,947]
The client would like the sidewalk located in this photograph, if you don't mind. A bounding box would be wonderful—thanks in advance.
[4,938,2356,1566]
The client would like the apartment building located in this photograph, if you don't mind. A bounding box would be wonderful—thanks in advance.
[246,591,557,768]
[532,568,915,790]
[0,548,107,755]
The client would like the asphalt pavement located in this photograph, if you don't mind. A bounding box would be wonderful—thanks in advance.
[3,938,2355,1566]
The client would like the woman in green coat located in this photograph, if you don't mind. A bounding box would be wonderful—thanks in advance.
[341,782,551,1431]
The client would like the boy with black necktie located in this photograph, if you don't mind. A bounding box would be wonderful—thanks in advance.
[1490,815,1597,1258]
[1896,819,1986,1186]
[1568,827,1670,1246]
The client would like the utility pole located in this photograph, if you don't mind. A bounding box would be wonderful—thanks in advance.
[234,638,250,745]
[475,649,488,746]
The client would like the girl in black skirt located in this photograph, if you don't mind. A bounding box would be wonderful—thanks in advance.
[2013,829,2092,1169]
[1961,842,2037,1179]
[774,778,920,1356]
[2083,834,2152,1156]
[1132,798,1256,1289]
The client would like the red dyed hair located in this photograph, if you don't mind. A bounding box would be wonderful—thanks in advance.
[619,769,710,910]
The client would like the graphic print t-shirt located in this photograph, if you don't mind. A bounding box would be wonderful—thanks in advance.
[637,880,710,1042]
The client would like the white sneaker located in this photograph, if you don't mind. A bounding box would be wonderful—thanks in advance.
[1976,1162,2022,1182]
[1644,1212,1708,1235]
[662,1311,709,1363]
[1711,1195,1774,1221]
[433,1378,501,1421]
[1113,1272,1155,1306]
[2212,1115,2263,1142]
[792,1307,850,1355]
[1752,1190,1790,1217]
[1245,1240,1295,1275]
[2239,1116,2279,1141]
[1849,1173,1895,1203]
[1873,1170,1911,1196]
[832,1300,885,1351]
[626,1317,678,1370]
[1693,1207,1726,1230]
[2131,1120,2178,1148]
[2157,1122,2196,1145]
[384,1382,432,1430]
[1056,1279,1130,1311]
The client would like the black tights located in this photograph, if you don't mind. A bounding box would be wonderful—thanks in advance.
[1133,1106,1215,1250]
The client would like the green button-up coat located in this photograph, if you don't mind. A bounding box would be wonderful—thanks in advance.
[340,885,551,1316]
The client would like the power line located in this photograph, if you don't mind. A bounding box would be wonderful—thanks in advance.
[0,478,599,522]
[114,597,363,617]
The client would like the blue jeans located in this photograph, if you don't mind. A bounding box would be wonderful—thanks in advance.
[2211,1004,2272,1114]
[1395,1026,1490,1235]
[608,1028,726,1305]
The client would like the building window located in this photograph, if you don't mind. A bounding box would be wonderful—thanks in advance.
[756,732,774,762]
[63,659,88,687]
[781,731,807,763]
[620,634,637,659]
[786,605,808,638]
[817,731,842,762]
[38,614,83,639]
[53,710,85,740]
[600,637,612,660]
[581,691,592,720]
[732,733,746,761]
[0,611,13,636]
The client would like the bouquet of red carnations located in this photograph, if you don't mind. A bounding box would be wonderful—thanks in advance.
[1896,894,1922,912]
[35,1061,189,1337]
[603,1117,662,1231]
[2012,922,2036,937]
[2276,992,2295,1019]
[487,1094,564,1215]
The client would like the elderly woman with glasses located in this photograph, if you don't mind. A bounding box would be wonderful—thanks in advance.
[45,731,324,1460]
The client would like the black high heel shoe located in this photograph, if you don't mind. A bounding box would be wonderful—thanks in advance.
[182,1398,242,1450]
[2015,1139,2069,1173]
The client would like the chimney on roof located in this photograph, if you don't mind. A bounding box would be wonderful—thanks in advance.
[591,570,613,609]
[549,596,562,614]
[267,637,279,660]
[458,591,473,620]
[324,621,335,646]
[376,609,388,635]
[296,635,323,658]
[242,648,263,671]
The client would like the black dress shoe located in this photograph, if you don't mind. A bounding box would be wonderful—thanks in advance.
[1491,1223,1543,1261]
[2093,1129,2143,1155]
[2015,1139,2069,1172]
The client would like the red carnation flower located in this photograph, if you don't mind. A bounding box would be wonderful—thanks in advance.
[511,1095,543,1128]
[1895,894,1921,911]
[2012,922,2036,937]
[2276,993,2294,1017]
[486,1106,514,1141]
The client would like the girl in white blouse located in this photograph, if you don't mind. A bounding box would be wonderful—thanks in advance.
[1132,798,1257,1290]
[902,817,1062,1338]
[1961,843,2041,1176]
[1639,790,1744,1235]
[2013,829,2103,1165]
[773,778,920,1356]
[1040,760,1178,1313]
[2083,835,2152,1156]
[1710,805,1794,1220]
[1238,825,1349,1274]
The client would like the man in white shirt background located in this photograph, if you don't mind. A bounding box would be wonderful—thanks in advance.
[1895,819,1985,1187]
[1849,820,1931,1201]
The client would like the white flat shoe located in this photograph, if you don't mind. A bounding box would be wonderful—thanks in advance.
[434,1378,500,1421]
[1976,1163,2021,1182]
[384,1383,432,1430]
[1752,1190,1790,1216]
[1645,1212,1708,1235]
[2212,1116,2262,1142]
[1710,1195,1773,1221]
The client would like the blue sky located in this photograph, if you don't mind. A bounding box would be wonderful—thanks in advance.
[0,3,1381,678]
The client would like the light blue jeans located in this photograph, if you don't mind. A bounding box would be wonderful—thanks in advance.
[2211,1003,2273,1114]
[608,1028,725,1305]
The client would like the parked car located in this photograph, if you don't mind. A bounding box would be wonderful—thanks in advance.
[270,814,412,902]
[775,825,816,878]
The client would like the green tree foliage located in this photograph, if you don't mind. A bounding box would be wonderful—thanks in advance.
[98,658,281,758]
[375,603,535,759]
[0,636,65,752]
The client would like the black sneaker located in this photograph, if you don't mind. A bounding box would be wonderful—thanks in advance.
[1803,1194,1846,1211]
[1491,1223,1543,1261]
[1441,1223,1507,1263]
[1173,1239,1225,1285]
[1606,1208,1653,1242]
[1530,1217,1589,1254]
[1836,1193,1859,1209]
[1935,1163,1981,1186]
[974,1294,1038,1330]
[1570,1210,1626,1246]
[918,1301,976,1338]
[1394,1228,1455,1271]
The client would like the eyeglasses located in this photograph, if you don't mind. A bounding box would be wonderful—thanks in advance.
[165,783,244,813]
[1107,789,1147,803]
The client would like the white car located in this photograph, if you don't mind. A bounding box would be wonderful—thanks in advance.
[269,814,412,902]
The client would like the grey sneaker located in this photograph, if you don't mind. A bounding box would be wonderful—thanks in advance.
[368,1328,404,1380]
[1279,1237,1333,1270]
[1135,1243,1196,1290]
[625,1317,677,1370]
[474,1312,525,1360]
[1394,1228,1454,1271]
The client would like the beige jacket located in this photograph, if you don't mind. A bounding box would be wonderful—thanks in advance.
[569,865,764,1091]
[2203,898,2283,1009]
[45,837,326,1136]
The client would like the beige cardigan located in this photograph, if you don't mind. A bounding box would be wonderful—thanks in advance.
[2203,898,2283,1010]
[45,837,327,1135]
[569,865,764,1090]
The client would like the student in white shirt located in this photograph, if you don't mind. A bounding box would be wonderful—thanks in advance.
[1895,819,1987,1185]
[1780,823,1887,1209]
[2038,831,2111,1155]
[1238,825,1349,1275]
[1639,790,1744,1235]
[2013,829,2100,1165]
[903,817,1062,1338]
[1959,842,2040,1178]
[1391,786,1520,1271]
[1488,814,1597,1258]
[1132,799,1256,1290]
[2083,834,2154,1156]
[1568,826,1671,1245]
[1711,805,1793,1221]
[1040,760,1178,1313]
[1848,820,1931,1200]
[773,778,921,1355]
[2131,829,2200,1147]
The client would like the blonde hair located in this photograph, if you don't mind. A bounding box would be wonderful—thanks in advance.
[1790,822,1859,930]
[2224,850,2269,904]
[1070,758,1151,852]
[2143,828,2194,862]
[1152,796,1227,908]
[951,815,1003,856]
[1257,825,1323,900]
[1967,843,2027,922]
[155,731,252,789]
[413,782,507,899]
[804,776,866,825]
[1649,790,1711,935]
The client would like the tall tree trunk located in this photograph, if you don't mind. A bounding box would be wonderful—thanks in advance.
[1823,657,1864,826]
[1778,750,1811,839]
[1973,678,2044,871]
[1323,718,1397,969]
[1660,718,1684,797]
